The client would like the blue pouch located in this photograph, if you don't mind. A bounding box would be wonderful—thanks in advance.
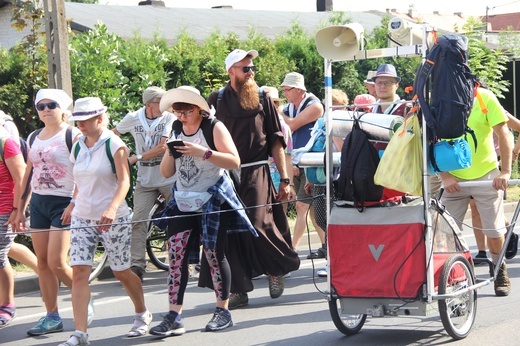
[429,139,472,174]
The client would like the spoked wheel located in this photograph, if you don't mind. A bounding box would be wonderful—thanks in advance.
[146,199,168,271]
[89,241,108,283]
[329,287,366,335]
[438,254,477,340]
[146,221,168,271]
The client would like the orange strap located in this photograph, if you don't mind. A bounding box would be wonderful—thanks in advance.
[475,89,488,114]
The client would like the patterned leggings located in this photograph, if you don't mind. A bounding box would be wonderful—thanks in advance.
[167,224,231,306]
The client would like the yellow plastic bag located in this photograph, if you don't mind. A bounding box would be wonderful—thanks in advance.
[374,114,422,196]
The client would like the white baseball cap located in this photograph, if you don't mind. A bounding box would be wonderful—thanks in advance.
[225,49,258,72]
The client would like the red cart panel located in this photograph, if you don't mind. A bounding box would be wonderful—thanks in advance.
[328,204,426,299]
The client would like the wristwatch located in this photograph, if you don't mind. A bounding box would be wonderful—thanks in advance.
[203,148,213,160]
[136,154,143,161]
[280,178,291,184]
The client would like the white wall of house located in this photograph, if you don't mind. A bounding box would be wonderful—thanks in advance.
[0,4,35,51]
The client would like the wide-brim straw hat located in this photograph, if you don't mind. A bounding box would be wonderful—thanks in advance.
[160,86,210,113]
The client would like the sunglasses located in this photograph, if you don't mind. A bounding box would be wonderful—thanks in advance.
[234,65,256,73]
[36,101,59,111]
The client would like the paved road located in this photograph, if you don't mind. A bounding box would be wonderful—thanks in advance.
[3,212,520,346]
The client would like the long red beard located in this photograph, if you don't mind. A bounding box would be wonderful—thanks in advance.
[238,78,260,110]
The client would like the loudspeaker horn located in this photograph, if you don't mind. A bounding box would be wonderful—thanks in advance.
[315,23,364,60]
[387,17,425,47]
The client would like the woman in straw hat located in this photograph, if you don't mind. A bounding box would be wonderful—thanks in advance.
[150,86,256,336]
[14,89,85,337]
[58,97,152,346]
[0,127,25,328]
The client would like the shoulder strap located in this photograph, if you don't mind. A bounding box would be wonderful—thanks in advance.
[216,87,225,108]
[200,116,219,150]
[415,45,441,130]
[73,141,81,160]
[65,126,74,153]
[27,128,43,147]
[105,138,116,174]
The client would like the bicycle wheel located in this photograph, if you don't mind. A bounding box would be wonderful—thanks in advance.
[88,241,108,283]
[146,201,168,271]
[329,286,366,336]
[438,254,477,340]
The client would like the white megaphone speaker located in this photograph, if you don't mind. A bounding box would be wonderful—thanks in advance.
[387,17,425,47]
[315,23,364,60]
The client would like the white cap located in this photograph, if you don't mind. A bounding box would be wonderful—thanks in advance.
[225,49,258,72]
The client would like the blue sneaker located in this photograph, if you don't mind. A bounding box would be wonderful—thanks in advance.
[27,316,64,336]
[87,297,95,326]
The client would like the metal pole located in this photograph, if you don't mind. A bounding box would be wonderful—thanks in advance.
[324,57,332,290]
[43,0,73,105]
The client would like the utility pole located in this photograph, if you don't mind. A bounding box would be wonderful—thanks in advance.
[42,0,73,104]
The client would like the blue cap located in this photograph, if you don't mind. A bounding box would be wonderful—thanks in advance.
[373,64,401,82]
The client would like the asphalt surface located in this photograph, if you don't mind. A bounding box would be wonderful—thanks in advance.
[4,202,520,345]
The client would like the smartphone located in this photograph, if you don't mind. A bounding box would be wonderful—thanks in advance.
[167,140,185,159]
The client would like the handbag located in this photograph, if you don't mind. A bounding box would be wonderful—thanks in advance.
[429,139,472,174]
[374,114,422,196]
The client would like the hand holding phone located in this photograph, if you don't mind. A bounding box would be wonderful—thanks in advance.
[167,139,185,159]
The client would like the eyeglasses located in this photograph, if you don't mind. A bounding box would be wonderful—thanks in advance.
[36,102,59,111]
[282,87,294,93]
[375,81,396,87]
[233,65,256,73]
[173,109,195,117]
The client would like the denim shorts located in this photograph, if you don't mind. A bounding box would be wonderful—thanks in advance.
[30,194,71,229]
[69,215,132,271]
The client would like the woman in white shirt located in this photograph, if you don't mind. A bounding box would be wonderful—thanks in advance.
[59,97,151,346]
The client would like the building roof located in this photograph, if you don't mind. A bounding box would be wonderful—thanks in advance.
[0,3,493,51]
[484,12,520,32]
[63,3,384,43]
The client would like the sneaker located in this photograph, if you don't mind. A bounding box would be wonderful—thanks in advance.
[228,293,249,310]
[205,307,233,332]
[268,275,284,299]
[58,331,90,346]
[494,262,511,297]
[87,297,95,326]
[283,272,292,278]
[27,316,64,336]
[317,267,328,277]
[506,232,519,260]
[127,310,152,337]
[130,266,145,283]
[149,313,185,337]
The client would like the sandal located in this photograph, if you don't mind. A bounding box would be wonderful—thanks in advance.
[0,305,15,328]
[306,247,326,259]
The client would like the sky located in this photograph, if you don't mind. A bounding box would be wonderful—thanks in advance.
[103,0,520,17]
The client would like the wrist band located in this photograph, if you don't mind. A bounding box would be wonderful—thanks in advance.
[70,199,76,204]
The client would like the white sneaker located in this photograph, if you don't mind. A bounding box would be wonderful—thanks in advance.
[317,267,328,277]
[127,310,152,337]
[58,331,90,346]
